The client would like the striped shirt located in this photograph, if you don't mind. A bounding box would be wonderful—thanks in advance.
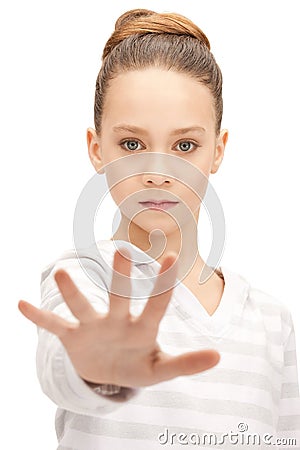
[38,239,300,449]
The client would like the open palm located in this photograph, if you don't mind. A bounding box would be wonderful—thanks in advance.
[18,248,220,388]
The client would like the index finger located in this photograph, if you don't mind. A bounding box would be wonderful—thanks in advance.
[54,269,97,324]
[138,252,178,327]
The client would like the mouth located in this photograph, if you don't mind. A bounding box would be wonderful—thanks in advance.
[138,200,179,211]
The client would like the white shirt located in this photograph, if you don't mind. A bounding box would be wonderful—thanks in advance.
[38,239,300,449]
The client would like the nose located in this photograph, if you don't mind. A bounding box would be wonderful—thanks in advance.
[142,172,173,186]
[140,152,175,186]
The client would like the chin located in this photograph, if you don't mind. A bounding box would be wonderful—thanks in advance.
[133,218,180,237]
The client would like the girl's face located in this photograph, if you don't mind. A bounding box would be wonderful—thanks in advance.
[87,68,228,237]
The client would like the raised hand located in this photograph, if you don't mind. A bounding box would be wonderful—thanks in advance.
[18,248,220,388]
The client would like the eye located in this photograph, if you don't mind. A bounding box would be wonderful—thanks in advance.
[175,141,198,153]
[120,140,144,151]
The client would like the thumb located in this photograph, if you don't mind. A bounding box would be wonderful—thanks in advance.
[153,349,220,383]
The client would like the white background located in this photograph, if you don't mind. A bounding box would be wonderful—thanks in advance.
[1,0,299,448]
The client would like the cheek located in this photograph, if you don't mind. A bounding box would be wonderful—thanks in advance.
[108,179,141,218]
[109,181,130,205]
[191,153,214,178]
[180,167,210,208]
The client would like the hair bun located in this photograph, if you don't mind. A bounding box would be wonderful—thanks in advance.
[114,9,155,31]
[102,8,210,60]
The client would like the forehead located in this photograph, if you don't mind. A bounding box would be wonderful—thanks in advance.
[102,68,215,129]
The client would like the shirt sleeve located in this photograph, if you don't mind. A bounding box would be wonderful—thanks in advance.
[36,249,140,416]
[276,315,300,447]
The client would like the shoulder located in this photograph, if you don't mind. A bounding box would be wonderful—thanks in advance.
[222,265,294,344]
[245,276,294,345]
[40,240,115,301]
[248,285,292,321]
[41,239,114,273]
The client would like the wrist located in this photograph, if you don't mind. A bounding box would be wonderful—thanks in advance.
[82,379,122,395]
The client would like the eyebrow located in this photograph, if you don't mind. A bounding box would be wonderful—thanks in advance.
[112,124,206,135]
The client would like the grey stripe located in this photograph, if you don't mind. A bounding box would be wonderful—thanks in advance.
[230,314,286,345]
[280,308,293,327]
[230,314,266,330]
[68,416,268,449]
[189,368,281,403]
[248,301,281,317]
[263,331,283,346]
[274,447,298,450]
[55,408,74,442]
[70,416,165,441]
[199,337,282,375]
[159,331,282,375]
[40,246,157,301]
[233,298,292,330]
[160,330,283,352]
[43,291,68,311]
[197,336,280,360]
[56,409,68,442]
[41,254,110,292]
[277,414,300,431]
[40,266,53,282]
[284,350,297,366]
[281,383,300,398]
[128,390,273,425]
[173,306,190,320]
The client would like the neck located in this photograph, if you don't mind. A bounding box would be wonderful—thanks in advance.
[111,214,209,283]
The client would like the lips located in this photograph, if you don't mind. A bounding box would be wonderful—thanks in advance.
[139,200,179,211]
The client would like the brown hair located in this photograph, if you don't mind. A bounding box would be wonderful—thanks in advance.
[94,9,223,135]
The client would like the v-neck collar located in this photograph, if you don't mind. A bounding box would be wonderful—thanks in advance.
[98,239,250,336]
[171,266,250,336]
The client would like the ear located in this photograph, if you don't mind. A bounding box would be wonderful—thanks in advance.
[211,129,228,174]
[86,127,105,174]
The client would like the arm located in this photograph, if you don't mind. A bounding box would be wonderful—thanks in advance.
[37,253,139,416]
[19,248,220,417]
[277,317,300,446]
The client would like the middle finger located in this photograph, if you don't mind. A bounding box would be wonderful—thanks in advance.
[108,248,132,320]
[139,252,178,327]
